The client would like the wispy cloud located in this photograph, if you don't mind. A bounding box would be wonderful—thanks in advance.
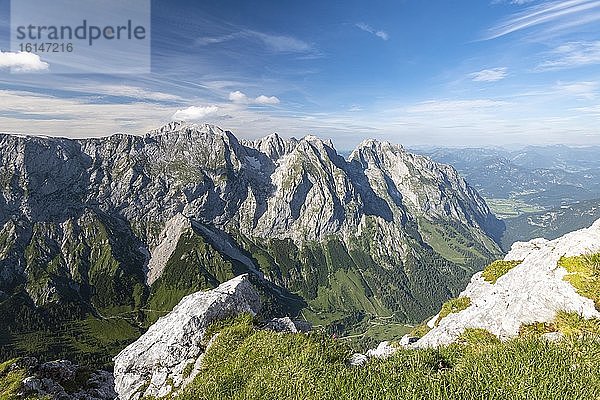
[405,99,508,114]
[0,51,49,72]
[171,105,221,121]
[356,23,389,40]
[537,41,600,70]
[470,67,508,82]
[491,0,535,5]
[556,81,598,99]
[196,30,313,53]
[0,90,169,135]
[574,104,600,114]
[228,91,280,105]
[65,84,182,102]
[486,0,600,40]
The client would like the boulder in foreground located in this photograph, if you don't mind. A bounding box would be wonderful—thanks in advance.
[113,274,261,400]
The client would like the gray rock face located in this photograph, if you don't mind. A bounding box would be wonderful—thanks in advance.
[113,274,261,400]
[0,122,500,290]
[13,358,116,400]
[415,218,600,348]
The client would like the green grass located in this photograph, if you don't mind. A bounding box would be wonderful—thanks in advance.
[456,328,500,346]
[481,260,523,284]
[559,253,600,311]
[1,316,143,370]
[308,268,390,323]
[519,321,557,337]
[0,359,25,399]
[484,198,544,219]
[554,311,600,336]
[417,218,494,264]
[160,316,600,400]
[518,311,600,338]
[409,323,431,339]
[435,297,471,326]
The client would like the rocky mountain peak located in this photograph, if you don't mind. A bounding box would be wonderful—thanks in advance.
[244,132,298,161]
[146,121,226,138]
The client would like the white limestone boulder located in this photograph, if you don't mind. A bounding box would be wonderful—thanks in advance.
[113,274,261,400]
[415,219,600,348]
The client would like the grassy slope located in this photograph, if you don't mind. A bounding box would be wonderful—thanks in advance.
[559,252,600,311]
[167,316,600,400]
[481,260,522,284]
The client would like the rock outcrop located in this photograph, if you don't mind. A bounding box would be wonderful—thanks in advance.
[416,218,600,348]
[10,358,115,400]
[113,274,261,400]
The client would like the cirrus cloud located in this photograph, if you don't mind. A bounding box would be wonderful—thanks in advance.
[537,41,600,71]
[355,23,389,41]
[486,0,600,40]
[470,67,508,82]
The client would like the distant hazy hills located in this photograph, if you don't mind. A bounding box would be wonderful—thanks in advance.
[415,145,600,206]
[415,145,600,248]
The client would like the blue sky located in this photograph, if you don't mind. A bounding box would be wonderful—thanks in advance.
[0,0,599,148]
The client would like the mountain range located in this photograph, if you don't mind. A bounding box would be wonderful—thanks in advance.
[0,123,503,366]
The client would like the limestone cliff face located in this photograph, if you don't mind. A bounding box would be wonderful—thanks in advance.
[0,123,502,333]
[113,275,261,400]
[416,219,600,348]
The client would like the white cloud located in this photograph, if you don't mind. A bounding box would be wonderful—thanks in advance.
[470,67,508,82]
[356,23,389,41]
[537,41,600,70]
[405,99,508,114]
[228,91,280,105]
[557,81,598,99]
[491,0,535,5]
[252,31,313,53]
[65,84,181,102]
[171,105,220,121]
[196,30,313,53]
[486,0,600,40]
[1,88,599,147]
[0,51,49,72]
[0,89,170,136]
[229,90,249,103]
[255,95,280,105]
[575,104,600,114]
